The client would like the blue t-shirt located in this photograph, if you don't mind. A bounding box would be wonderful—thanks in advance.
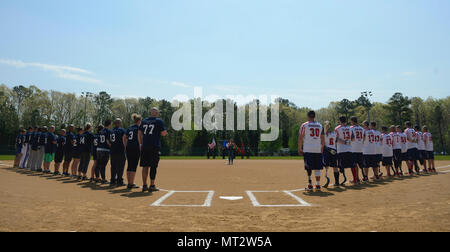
[139,117,166,149]
[72,134,81,153]
[110,127,126,154]
[31,132,39,150]
[16,134,24,148]
[38,132,46,146]
[56,135,66,152]
[93,134,99,150]
[98,128,112,150]
[126,125,140,150]
[24,132,31,144]
[45,132,56,154]
[79,131,94,153]
[65,132,74,152]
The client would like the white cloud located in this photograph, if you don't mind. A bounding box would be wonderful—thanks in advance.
[0,59,102,84]
[171,81,191,88]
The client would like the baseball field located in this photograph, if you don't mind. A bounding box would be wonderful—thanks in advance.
[1,158,450,232]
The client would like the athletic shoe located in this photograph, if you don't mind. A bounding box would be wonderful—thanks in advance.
[305,184,313,191]
[149,185,160,192]
[116,182,126,187]
[142,185,149,192]
[127,184,140,189]
[101,180,109,185]
[53,171,60,176]
[315,185,321,191]
[81,176,88,181]
[36,169,43,172]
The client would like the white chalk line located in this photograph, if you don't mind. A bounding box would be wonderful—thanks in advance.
[246,189,311,207]
[151,190,215,207]
[436,165,450,170]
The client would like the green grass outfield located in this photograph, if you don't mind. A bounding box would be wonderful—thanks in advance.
[1,155,450,161]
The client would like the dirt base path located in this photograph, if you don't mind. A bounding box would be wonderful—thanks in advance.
[0,159,449,232]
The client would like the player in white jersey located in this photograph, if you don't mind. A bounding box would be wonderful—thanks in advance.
[363,122,380,180]
[360,121,371,181]
[298,111,325,191]
[397,126,408,174]
[380,126,394,177]
[350,117,365,183]
[423,126,436,172]
[322,121,337,187]
[373,124,383,177]
[404,121,419,175]
[414,125,428,172]
[391,125,402,176]
[335,116,353,186]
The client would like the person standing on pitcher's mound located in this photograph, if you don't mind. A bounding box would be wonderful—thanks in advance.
[138,107,168,193]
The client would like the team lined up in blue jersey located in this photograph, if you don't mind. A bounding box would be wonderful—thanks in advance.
[14,108,168,193]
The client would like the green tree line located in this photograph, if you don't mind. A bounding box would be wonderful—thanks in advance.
[1,84,448,155]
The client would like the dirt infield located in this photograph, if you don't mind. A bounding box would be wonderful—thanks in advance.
[0,159,449,232]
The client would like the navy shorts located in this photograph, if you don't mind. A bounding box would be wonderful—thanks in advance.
[382,157,393,166]
[419,150,427,160]
[140,147,161,168]
[352,153,364,168]
[55,150,64,163]
[304,152,323,170]
[407,148,418,161]
[16,147,22,155]
[322,148,337,168]
[64,151,73,162]
[364,155,378,168]
[426,151,434,160]
[338,152,354,169]
[401,152,408,161]
[72,151,80,159]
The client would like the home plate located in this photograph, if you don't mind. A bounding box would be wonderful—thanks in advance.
[220,196,243,201]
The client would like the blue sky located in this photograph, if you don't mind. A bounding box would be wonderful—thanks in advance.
[1,0,449,108]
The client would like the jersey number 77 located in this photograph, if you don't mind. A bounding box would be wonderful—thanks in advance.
[143,124,155,135]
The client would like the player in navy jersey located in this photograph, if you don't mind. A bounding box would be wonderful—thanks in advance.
[96,122,112,184]
[90,128,100,182]
[110,118,127,187]
[138,108,168,193]
[78,123,94,180]
[14,129,25,168]
[63,125,75,176]
[27,127,39,170]
[71,127,83,178]
[124,114,142,189]
[43,126,57,174]
[19,127,33,169]
[54,129,66,175]
[36,126,47,172]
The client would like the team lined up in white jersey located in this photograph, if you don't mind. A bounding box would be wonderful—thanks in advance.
[298,111,436,191]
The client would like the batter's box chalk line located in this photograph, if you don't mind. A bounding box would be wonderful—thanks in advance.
[151,190,215,207]
[246,189,312,207]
